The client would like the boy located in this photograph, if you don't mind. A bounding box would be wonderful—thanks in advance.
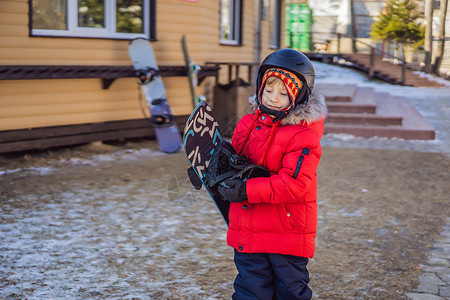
[217,49,327,299]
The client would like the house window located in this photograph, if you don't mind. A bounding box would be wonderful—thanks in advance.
[220,0,242,45]
[269,0,281,48]
[31,0,155,40]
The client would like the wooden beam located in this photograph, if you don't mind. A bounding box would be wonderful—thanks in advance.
[0,65,219,89]
[0,116,189,154]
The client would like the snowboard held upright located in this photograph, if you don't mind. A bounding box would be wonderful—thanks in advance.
[128,38,182,153]
[183,101,270,225]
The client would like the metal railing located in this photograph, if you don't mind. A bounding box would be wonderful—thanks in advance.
[288,31,408,85]
[336,32,407,85]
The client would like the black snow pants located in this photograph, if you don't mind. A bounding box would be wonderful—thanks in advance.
[232,250,312,300]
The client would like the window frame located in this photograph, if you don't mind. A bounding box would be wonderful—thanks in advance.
[219,0,243,46]
[29,0,156,40]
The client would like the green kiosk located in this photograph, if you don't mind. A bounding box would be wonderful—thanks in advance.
[285,3,313,52]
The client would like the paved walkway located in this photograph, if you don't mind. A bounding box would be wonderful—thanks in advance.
[320,84,450,299]
[405,219,450,299]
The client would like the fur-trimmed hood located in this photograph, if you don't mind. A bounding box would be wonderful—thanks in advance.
[249,91,328,125]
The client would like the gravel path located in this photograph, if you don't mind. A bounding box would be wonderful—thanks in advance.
[0,140,448,299]
[1,78,449,299]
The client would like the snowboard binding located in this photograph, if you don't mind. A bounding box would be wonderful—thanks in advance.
[152,114,173,125]
[229,154,250,169]
[137,67,160,84]
[149,98,174,125]
[188,139,270,191]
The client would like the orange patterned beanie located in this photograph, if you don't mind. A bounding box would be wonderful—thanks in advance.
[259,68,303,110]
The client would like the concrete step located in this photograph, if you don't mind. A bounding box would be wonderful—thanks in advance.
[327,102,377,114]
[375,92,435,136]
[325,86,378,114]
[324,123,435,140]
[319,83,435,140]
[315,83,356,102]
[351,86,376,106]
[326,113,402,126]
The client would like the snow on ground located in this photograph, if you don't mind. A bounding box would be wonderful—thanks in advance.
[0,148,166,177]
[1,148,232,299]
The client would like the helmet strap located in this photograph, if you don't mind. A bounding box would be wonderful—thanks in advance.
[257,83,310,122]
[258,104,288,123]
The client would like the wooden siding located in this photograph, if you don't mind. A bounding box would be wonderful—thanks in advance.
[0,78,190,131]
[0,0,283,133]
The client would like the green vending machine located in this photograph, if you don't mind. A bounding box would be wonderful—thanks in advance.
[285,3,312,52]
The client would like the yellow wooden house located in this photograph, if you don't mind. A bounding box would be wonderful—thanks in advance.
[0,0,285,153]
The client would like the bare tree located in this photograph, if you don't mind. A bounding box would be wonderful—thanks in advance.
[432,0,449,75]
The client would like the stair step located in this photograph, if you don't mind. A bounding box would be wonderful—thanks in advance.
[314,83,435,140]
[375,93,435,132]
[327,102,377,114]
[324,123,435,140]
[326,113,402,126]
[315,83,356,102]
[351,86,376,106]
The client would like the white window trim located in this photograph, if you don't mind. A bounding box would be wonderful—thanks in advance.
[31,0,150,40]
[220,0,241,45]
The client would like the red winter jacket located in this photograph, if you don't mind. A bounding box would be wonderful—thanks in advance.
[227,92,327,258]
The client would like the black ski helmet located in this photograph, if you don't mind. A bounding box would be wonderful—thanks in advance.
[256,49,315,119]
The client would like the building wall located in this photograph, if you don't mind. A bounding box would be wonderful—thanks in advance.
[353,0,384,38]
[309,0,385,49]
[0,0,279,132]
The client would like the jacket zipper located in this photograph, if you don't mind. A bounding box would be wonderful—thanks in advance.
[293,148,310,179]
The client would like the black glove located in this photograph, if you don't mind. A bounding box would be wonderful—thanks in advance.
[218,178,247,202]
[187,167,203,190]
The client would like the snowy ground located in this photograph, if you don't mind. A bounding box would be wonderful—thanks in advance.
[0,62,449,299]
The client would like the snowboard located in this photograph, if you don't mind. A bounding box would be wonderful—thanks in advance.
[181,34,205,107]
[128,38,182,153]
[183,101,270,225]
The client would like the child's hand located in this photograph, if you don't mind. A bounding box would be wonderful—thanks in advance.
[218,179,247,202]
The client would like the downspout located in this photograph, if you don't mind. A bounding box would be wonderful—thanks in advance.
[253,0,263,86]
[424,0,434,73]
[350,0,357,53]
